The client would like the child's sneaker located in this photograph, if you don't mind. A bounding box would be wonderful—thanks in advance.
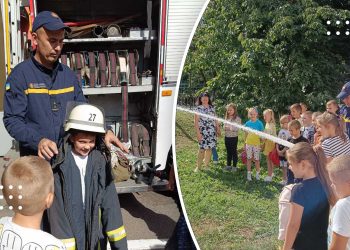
[232,167,237,172]
[264,176,272,182]
[247,172,252,181]
[279,180,287,186]
[213,161,218,165]
[224,166,232,171]
[256,172,260,180]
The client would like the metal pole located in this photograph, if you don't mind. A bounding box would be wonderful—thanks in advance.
[4,0,11,75]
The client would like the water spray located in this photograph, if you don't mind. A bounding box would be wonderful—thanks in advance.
[176,106,295,148]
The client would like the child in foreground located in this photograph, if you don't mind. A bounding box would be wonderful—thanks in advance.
[244,107,264,181]
[45,104,127,250]
[0,156,65,249]
[328,155,350,250]
[283,143,335,250]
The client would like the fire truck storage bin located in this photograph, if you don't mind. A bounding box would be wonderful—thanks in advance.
[129,28,157,38]
[109,121,152,157]
[59,50,144,87]
[34,0,159,89]
[140,76,154,85]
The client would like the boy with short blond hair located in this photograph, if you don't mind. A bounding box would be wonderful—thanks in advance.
[301,111,315,144]
[328,155,350,250]
[290,103,303,124]
[287,120,308,184]
[327,100,340,115]
[0,156,65,249]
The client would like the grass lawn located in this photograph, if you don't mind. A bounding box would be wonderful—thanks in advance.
[175,110,284,250]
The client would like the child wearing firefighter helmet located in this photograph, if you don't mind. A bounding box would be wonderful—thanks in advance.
[45,103,127,250]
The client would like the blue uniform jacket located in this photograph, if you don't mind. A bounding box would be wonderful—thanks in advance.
[340,105,350,138]
[3,57,86,154]
[46,134,127,250]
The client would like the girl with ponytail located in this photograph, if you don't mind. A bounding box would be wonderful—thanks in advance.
[283,142,336,250]
[317,112,350,163]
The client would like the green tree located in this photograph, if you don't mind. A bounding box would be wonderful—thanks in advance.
[182,0,350,117]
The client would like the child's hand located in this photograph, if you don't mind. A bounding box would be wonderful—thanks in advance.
[197,133,202,142]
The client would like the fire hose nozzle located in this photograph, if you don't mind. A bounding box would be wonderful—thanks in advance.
[92,25,105,38]
[106,24,122,37]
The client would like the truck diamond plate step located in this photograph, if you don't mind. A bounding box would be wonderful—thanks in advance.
[115,177,169,194]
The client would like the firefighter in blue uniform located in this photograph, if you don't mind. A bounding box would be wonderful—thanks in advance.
[3,11,127,158]
[337,81,350,138]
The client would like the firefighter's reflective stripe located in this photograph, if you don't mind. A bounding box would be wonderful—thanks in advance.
[107,226,127,242]
[61,238,76,250]
[24,86,75,95]
[342,117,350,123]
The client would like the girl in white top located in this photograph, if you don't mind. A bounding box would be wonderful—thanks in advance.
[317,112,350,163]
[327,155,350,250]
[223,103,241,171]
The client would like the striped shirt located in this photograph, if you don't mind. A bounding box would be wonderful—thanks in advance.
[321,135,350,158]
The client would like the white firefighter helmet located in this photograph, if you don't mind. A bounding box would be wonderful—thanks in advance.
[64,104,106,133]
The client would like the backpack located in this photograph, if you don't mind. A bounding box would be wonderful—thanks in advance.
[111,149,132,182]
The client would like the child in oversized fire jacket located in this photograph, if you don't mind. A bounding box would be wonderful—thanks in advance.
[44,103,127,250]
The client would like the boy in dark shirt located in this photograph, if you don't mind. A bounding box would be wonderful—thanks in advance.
[287,120,309,184]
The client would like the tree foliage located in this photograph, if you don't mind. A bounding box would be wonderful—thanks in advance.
[182,0,350,117]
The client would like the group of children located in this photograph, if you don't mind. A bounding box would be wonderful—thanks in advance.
[220,101,349,182]
[217,100,350,249]
[222,99,350,249]
[0,104,127,250]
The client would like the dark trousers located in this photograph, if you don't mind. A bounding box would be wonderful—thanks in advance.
[225,136,238,167]
[212,147,218,161]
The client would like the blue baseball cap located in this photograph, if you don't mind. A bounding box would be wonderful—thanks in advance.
[337,81,350,100]
[32,11,71,32]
